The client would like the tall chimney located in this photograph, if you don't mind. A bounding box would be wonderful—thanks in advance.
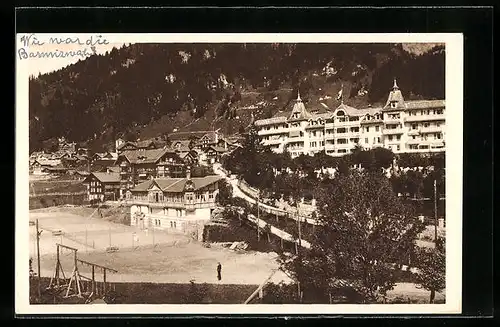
[186,166,191,180]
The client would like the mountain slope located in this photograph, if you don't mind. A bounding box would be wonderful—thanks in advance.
[28,43,445,152]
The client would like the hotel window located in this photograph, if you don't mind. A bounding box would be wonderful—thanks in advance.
[412,124,417,130]
[436,109,443,115]
[320,141,325,147]
[388,135,393,141]
[412,135,417,140]
[170,221,173,228]
[396,145,400,151]
[423,122,430,128]
[436,133,442,139]
[365,127,370,132]
[351,127,359,133]
[396,135,401,141]
[174,221,177,228]
[337,128,346,134]
[375,126,379,132]
[377,137,381,143]
[365,138,369,144]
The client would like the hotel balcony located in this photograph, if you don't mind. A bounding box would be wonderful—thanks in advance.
[384,118,402,124]
[335,120,360,127]
[263,137,286,145]
[258,128,289,136]
[406,139,423,145]
[305,123,325,130]
[419,126,444,134]
[405,114,445,122]
[382,128,404,135]
[360,118,383,125]
[407,130,420,136]
[324,133,335,140]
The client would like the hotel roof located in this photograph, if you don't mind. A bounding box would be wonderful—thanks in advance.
[131,175,223,193]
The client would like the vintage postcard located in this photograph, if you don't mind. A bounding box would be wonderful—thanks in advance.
[16,33,463,315]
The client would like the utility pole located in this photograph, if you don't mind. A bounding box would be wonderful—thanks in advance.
[257,191,260,242]
[433,179,438,246]
[35,219,42,298]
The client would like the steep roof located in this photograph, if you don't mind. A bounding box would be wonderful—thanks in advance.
[119,148,177,164]
[117,139,157,151]
[383,79,406,111]
[88,172,120,183]
[131,175,223,193]
[288,92,312,121]
[168,131,218,142]
[405,100,445,109]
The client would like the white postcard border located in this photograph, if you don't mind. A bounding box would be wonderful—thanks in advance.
[16,33,463,315]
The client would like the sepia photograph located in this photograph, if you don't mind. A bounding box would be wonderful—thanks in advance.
[16,33,463,315]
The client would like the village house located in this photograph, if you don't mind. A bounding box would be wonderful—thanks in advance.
[116,139,160,154]
[204,145,227,164]
[126,168,223,239]
[30,158,62,175]
[168,130,224,151]
[178,150,199,166]
[115,147,186,198]
[58,137,77,153]
[82,172,121,202]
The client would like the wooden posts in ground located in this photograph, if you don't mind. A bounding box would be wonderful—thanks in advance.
[257,192,260,242]
[35,219,42,298]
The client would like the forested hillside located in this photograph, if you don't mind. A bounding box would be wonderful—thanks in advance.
[28,43,445,152]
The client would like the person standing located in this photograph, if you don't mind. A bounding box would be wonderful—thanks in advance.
[217,262,222,281]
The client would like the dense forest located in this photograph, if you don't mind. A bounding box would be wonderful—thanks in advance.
[28,43,445,152]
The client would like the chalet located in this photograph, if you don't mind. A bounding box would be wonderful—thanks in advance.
[98,166,120,173]
[167,130,222,150]
[115,147,186,198]
[178,150,199,166]
[126,168,223,238]
[44,166,69,177]
[204,146,227,164]
[58,137,76,153]
[171,140,193,153]
[30,160,48,175]
[74,171,90,180]
[61,156,79,168]
[76,147,89,156]
[83,172,121,202]
[116,139,159,154]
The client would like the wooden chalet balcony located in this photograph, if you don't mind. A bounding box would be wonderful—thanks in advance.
[125,198,217,209]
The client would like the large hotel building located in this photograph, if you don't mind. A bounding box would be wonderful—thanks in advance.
[255,80,445,158]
